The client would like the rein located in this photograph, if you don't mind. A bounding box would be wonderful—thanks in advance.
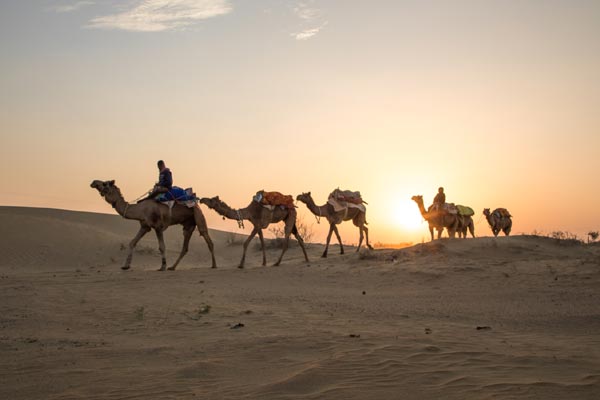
[236,209,245,229]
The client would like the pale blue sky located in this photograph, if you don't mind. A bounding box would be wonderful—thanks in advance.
[1,0,599,242]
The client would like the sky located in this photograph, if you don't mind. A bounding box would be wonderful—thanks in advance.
[1,0,599,245]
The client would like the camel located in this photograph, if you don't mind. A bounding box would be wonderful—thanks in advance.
[457,215,475,238]
[199,194,309,268]
[411,195,460,240]
[483,208,512,236]
[90,180,216,270]
[296,192,373,257]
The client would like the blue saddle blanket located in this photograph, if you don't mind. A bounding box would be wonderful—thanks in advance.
[156,187,196,202]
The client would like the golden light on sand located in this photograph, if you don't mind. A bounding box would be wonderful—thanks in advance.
[394,199,424,231]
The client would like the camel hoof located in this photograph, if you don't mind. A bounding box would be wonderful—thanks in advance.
[211,265,217,269]
[158,267,166,271]
[121,265,130,270]
[321,253,328,258]
[238,265,244,269]
[167,267,176,271]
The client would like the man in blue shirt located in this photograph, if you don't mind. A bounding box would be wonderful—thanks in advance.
[148,160,173,199]
[157,160,173,189]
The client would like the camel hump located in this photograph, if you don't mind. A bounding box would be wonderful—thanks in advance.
[493,208,512,218]
[257,191,295,209]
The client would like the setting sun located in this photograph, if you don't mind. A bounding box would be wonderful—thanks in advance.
[394,199,424,231]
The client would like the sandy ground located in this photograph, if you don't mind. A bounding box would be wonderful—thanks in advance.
[1,206,600,399]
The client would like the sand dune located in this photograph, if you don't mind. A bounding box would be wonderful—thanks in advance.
[1,207,599,399]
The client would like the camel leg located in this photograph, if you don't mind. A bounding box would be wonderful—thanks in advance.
[202,232,217,268]
[155,229,168,271]
[333,225,344,255]
[257,229,267,266]
[292,224,309,263]
[429,226,435,241]
[240,227,259,269]
[322,225,335,258]
[273,221,295,266]
[363,225,373,250]
[123,225,151,270]
[469,222,475,238]
[192,205,217,268]
[356,226,364,251]
[168,225,194,271]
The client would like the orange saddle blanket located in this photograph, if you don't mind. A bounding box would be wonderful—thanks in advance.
[256,190,295,209]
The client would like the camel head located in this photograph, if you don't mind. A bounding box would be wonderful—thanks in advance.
[90,179,122,206]
[411,195,424,205]
[200,196,233,213]
[296,192,312,204]
[199,196,219,209]
[90,180,115,196]
[483,208,491,217]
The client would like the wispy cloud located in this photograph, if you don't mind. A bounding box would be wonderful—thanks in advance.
[292,25,325,41]
[52,1,94,13]
[87,0,232,32]
[291,1,326,40]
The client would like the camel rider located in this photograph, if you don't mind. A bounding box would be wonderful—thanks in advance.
[433,187,446,212]
[148,160,173,199]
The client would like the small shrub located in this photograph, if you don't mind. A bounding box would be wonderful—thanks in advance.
[550,231,583,245]
[259,216,315,250]
[134,306,145,321]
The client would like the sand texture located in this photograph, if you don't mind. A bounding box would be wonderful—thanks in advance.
[1,206,600,399]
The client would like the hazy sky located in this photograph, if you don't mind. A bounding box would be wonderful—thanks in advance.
[1,0,599,244]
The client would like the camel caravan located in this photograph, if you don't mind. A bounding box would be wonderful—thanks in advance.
[90,167,512,270]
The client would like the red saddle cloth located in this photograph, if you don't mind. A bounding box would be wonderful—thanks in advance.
[260,191,295,209]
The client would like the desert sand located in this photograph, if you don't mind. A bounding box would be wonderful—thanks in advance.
[1,206,599,399]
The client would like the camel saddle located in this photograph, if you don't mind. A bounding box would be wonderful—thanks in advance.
[456,205,474,217]
[429,203,458,215]
[329,189,364,205]
[493,208,512,218]
[328,189,366,213]
[155,187,197,208]
[254,190,295,210]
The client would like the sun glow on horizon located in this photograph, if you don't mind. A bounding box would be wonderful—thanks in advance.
[393,199,424,231]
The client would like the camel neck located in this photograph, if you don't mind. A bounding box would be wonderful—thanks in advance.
[111,195,134,219]
[304,197,327,218]
[213,201,248,221]
[415,200,428,217]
